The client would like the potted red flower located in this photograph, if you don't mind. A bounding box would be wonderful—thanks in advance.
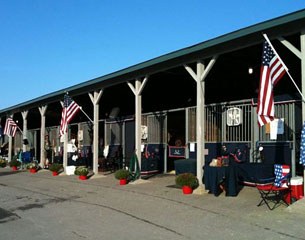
[49,163,63,176]
[74,166,89,180]
[114,169,130,185]
[175,173,199,194]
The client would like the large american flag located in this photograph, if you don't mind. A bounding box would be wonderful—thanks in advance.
[4,117,18,137]
[60,94,80,136]
[257,40,286,127]
[300,122,305,166]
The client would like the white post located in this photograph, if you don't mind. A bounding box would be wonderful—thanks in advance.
[196,61,205,186]
[21,111,28,152]
[127,76,148,175]
[39,106,47,168]
[89,90,103,175]
[7,115,13,162]
[184,57,217,194]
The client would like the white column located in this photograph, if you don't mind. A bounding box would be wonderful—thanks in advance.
[127,76,148,174]
[184,57,217,192]
[21,111,28,152]
[7,115,13,162]
[196,61,205,184]
[39,106,47,168]
[89,90,103,175]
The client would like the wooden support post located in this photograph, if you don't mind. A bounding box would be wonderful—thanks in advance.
[184,57,217,193]
[21,111,28,152]
[127,76,148,176]
[89,90,103,175]
[39,106,47,168]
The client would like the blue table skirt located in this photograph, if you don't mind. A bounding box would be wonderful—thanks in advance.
[204,163,274,197]
[204,165,238,196]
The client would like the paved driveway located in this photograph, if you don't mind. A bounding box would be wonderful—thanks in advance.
[0,168,304,240]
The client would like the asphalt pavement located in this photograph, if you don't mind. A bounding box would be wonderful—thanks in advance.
[0,167,305,240]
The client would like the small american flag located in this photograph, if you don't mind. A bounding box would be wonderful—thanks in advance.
[257,40,286,127]
[4,117,18,137]
[274,164,290,187]
[300,122,305,166]
[60,94,80,136]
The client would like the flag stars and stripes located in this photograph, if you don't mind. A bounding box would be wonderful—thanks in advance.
[257,40,286,127]
[299,122,305,166]
[60,94,80,136]
[4,118,18,137]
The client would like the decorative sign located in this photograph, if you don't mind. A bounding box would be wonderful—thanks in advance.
[78,130,83,141]
[168,146,186,158]
[227,107,243,126]
[270,118,284,140]
[141,125,148,139]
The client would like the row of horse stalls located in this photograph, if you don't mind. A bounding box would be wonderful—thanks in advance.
[174,98,303,178]
[100,95,302,178]
[7,121,100,168]
[1,94,301,179]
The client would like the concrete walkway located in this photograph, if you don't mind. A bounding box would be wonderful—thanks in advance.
[0,168,304,240]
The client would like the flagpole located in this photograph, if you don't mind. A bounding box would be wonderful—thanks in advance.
[80,107,93,123]
[16,126,23,135]
[263,34,305,102]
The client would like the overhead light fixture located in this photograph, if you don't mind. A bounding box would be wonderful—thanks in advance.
[248,67,253,74]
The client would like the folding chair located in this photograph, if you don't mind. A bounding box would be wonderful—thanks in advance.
[256,164,291,210]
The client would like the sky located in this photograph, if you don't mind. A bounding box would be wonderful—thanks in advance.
[1,0,305,110]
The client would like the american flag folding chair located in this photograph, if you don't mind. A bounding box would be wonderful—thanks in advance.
[256,164,291,210]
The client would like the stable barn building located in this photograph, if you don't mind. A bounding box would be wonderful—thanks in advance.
[1,9,305,185]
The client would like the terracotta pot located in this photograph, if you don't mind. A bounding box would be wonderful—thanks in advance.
[52,171,59,176]
[12,166,18,171]
[182,186,193,194]
[79,175,87,180]
[120,179,127,185]
[30,168,37,173]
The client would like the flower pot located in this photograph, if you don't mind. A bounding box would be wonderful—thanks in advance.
[52,171,59,176]
[79,175,87,180]
[12,166,18,171]
[120,179,127,185]
[30,168,37,173]
[182,186,193,194]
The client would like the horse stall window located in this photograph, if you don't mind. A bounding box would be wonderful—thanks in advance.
[187,105,221,143]
[147,114,167,144]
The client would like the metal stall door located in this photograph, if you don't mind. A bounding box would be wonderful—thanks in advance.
[124,119,135,167]
[146,113,167,173]
[104,120,124,168]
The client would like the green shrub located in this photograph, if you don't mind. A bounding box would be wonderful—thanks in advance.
[26,161,39,170]
[0,159,7,168]
[9,159,21,167]
[114,169,130,180]
[74,166,89,176]
[175,173,199,189]
[49,163,63,173]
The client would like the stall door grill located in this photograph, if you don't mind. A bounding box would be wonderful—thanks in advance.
[147,114,167,144]
[187,100,296,143]
[105,121,123,145]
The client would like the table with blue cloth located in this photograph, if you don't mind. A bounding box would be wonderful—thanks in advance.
[204,165,238,196]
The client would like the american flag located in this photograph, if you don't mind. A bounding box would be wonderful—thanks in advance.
[60,94,80,136]
[274,164,290,187]
[300,122,305,166]
[4,117,18,137]
[257,40,286,127]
